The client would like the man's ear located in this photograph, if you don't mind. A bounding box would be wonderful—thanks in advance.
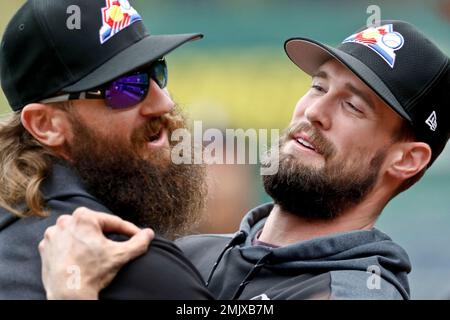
[386,142,431,181]
[20,103,71,148]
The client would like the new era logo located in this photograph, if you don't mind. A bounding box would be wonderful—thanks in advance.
[425,111,437,131]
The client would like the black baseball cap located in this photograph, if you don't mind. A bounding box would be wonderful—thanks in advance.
[0,0,203,111]
[285,20,450,165]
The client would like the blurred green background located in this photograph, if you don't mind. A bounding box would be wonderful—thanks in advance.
[2,0,450,299]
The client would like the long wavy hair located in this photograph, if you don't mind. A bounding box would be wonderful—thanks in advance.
[0,112,54,217]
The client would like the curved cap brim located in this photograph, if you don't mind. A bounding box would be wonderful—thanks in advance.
[284,38,412,122]
[63,33,203,92]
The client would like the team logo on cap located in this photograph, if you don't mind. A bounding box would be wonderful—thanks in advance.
[99,0,142,44]
[342,24,404,68]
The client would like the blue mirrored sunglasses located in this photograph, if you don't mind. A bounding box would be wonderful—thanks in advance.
[40,58,167,109]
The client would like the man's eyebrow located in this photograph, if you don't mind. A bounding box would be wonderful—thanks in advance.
[344,82,376,111]
[312,70,328,79]
[312,69,376,111]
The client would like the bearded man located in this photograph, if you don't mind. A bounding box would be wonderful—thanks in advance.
[0,0,211,299]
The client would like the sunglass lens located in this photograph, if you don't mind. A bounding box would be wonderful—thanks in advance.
[105,72,149,109]
[151,60,168,89]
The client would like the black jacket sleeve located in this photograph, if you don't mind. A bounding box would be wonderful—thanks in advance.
[99,235,214,300]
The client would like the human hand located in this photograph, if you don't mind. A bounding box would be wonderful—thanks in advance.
[39,207,154,299]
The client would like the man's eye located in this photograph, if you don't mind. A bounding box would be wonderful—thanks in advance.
[345,102,363,114]
[311,84,325,92]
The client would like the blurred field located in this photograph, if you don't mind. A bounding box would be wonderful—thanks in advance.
[169,49,309,130]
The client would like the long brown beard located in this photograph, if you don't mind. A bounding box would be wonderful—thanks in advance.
[67,108,206,240]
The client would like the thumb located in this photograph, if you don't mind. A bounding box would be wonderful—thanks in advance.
[111,228,154,263]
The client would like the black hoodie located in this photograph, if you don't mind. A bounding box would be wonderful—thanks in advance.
[176,203,412,300]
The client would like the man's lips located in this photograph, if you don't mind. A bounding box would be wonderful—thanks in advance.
[291,132,321,155]
[147,127,169,149]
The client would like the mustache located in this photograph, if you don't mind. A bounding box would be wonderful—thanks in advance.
[131,108,186,147]
[285,122,336,159]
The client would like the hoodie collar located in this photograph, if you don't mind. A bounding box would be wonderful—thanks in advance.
[236,202,411,298]
[239,203,410,262]
[40,159,99,203]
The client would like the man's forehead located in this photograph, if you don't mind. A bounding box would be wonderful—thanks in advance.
[314,59,361,83]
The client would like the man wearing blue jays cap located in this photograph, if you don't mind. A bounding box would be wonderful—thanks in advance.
[37,19,450,300]
[0,0,212,299]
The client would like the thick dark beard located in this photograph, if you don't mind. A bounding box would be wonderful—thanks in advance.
[262,130,387,221]
[67,109,206,240]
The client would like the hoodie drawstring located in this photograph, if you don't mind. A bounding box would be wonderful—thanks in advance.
[231,252,272,300]
[205,230,246,287]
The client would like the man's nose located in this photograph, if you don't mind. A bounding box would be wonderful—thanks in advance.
[303,95,332,130]
[139,79,175,118]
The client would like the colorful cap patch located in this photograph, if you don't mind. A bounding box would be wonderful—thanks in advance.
[99,0,142,44]
[342,24,404,68]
